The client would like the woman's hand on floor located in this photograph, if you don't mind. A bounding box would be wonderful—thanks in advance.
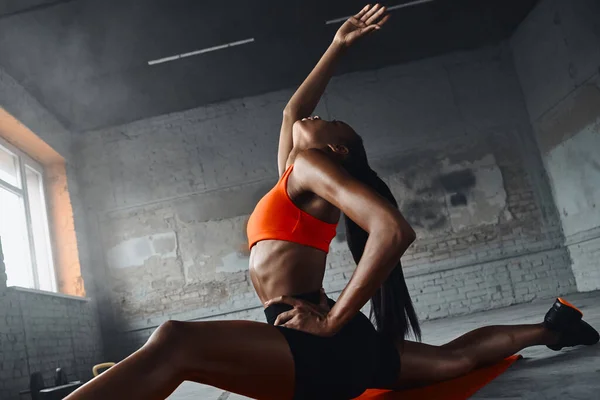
[266,289,336,337]
[334,4,390,48]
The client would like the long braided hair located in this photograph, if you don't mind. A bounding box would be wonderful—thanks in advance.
[340,134,421,341]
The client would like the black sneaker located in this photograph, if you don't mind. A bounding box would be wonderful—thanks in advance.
[543,298,599,351]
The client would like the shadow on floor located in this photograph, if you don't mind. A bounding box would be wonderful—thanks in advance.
[517,346,600,369]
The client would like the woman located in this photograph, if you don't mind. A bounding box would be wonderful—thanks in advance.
[67,5,598,400]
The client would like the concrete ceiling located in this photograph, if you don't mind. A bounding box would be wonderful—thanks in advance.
[0,0,538,132]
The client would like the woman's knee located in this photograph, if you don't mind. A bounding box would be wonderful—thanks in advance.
[149,320,185,346]
[145,320,191,366]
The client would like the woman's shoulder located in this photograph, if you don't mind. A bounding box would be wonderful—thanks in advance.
[292,149,351,193]
[294,148,341,173]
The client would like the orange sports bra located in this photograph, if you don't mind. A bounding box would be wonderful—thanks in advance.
[247,165,338,252]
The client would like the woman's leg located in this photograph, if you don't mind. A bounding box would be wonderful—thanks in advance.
[392,323,558,388]
[65,320,295,400]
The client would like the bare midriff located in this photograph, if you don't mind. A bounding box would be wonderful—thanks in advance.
[249,240,328,305]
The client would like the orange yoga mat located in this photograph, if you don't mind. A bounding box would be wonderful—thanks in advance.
[355,355,521,400]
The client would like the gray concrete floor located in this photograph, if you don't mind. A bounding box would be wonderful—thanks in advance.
[169,292,600,400]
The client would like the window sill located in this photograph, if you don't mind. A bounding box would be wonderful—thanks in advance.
[8,286,90,302]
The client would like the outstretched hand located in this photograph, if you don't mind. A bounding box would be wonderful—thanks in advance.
[334,4,390,48]
[265,289,335,337]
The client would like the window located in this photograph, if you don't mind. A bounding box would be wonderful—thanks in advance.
[0,137,56,292]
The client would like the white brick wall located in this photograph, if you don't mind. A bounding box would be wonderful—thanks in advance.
[568,236,600,291]
[0,289,104,400]
[408,248,574,319]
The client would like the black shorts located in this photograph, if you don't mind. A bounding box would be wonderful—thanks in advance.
[264,291,400,400]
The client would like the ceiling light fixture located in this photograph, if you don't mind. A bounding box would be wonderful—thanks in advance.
[325,0,435,25]
[148,38,255,66]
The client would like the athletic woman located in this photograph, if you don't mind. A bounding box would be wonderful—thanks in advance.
[67,5,598,400]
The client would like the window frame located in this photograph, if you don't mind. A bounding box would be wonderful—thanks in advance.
[0,136,56,292]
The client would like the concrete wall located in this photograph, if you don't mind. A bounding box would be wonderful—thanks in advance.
[511,0,600,291]
[75,43,576,356]
[0,67,72,161]
[0,68,104,400]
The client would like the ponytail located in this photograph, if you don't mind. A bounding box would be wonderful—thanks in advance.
[341,141,421,341]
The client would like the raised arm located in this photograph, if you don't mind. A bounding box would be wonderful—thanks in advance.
[278,4,390,175]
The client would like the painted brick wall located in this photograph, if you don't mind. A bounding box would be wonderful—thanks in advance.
[0,289,104,400]
[567,235,600,292]
[74,42,576,358]
[511,0,600,291]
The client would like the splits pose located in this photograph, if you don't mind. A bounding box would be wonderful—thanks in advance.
[67,5,598,400]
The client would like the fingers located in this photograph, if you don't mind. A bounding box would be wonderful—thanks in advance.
[300,116,320,122]
[377,13,391,27]
[274,309,297,326]
[354,4,371,20]
[266,296,320,313]
[366,5,387,25]
[265,295,301,308]
[282,315,303,330]
[361,3,382,23]
[319,288,330,309]
[361,25,380,35]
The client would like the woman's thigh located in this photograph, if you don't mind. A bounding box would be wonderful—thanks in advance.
[388,340,474,389]
[66,320,296,400]
[175,320,296,400]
